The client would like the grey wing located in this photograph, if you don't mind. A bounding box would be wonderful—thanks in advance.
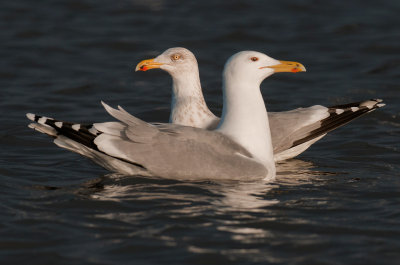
[95,103,267,180]
[269,99,385,156]
[26,103,266,179]
[269,105,330,154]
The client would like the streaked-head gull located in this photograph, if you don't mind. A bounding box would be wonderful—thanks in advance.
[27,51,306,180]
[136,47,385,161]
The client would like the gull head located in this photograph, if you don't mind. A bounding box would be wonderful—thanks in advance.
[224,51,306,86]
[135,47,198,75]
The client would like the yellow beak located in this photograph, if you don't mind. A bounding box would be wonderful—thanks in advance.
[262,60,306,73]
[135,58,164,72]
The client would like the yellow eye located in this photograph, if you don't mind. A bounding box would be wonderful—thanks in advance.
[171,54,181,60]
[251,57,258,62]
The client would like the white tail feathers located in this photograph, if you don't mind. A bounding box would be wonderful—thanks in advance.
[26,113,35,121]
[28,123,58,137]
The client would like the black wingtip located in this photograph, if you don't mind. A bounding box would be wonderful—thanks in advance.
[291,99,384,148]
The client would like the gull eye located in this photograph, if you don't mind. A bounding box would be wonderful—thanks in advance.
[250,57,258,62]
[171,54,181,61]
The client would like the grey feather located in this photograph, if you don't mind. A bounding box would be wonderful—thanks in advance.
[93,104,265,180]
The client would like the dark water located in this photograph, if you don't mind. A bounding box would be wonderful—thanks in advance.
[1,0,400,264]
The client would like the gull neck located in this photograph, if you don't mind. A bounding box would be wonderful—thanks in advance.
[217,77,275,177]
[169,69,215,126]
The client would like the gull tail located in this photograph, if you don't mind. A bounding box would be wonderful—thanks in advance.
[26,113,100,150]
[26,113,148,174]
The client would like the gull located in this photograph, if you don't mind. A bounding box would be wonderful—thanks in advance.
[27,51,310,180]
[136,47,385,161]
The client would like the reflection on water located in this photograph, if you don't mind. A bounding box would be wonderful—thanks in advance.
[81,174,277,211]
[16,153,399,264]
[76,158,334,215]
[276,159,338,186]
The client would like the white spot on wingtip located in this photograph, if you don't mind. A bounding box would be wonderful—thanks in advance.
[351,107,359,112]
[360,100,376,109]
[377,103,386,107]
[72,124,81,131]
[336,109,344,114]
[38,117,47,124]
[26,113,35,121]
[55,122,63,128]
[89,127,99,135]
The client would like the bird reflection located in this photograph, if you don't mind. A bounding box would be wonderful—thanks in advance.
[209,180,277,212]
[276,158,338,185]
[69,158,338,248]
[76,158,335,213]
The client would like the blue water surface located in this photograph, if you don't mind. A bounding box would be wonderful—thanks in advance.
[1,0,399,264]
